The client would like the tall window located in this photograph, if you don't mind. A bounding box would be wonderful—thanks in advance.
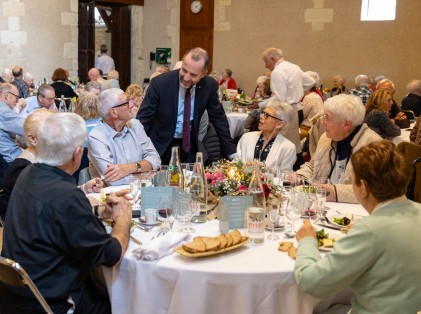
[361,0,396,21]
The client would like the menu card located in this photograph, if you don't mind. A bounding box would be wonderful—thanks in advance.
[219,195,253,233]
[141,186,189,216]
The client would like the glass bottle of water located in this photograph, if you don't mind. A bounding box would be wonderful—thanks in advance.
[58,95,67,112]
[246,165,266,243]
[168,146,184,188]
[189,152,208,223]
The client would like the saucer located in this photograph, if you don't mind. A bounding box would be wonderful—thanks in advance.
[138,217,162,226]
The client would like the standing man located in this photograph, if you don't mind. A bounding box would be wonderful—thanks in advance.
[95,44,115,78]
[0,83,25,164]
[11,65,30,99]
[261,47,315,169]
[137,47,236,164]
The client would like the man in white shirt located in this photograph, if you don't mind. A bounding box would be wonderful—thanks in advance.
[95,44,115,77]
[261,47,315,169]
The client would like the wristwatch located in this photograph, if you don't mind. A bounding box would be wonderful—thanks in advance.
[135,162,142,173]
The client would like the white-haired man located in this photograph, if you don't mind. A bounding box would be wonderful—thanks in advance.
[0,68,14,84]
[261,47,315,169]
[1,113,132,313]
[297,94,381,203]
[0,83,25,163]
[88,88,161,185]
[349,74,372,105]
[401,79,421,117]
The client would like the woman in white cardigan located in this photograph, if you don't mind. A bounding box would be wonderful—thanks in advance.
[237,98,296,171]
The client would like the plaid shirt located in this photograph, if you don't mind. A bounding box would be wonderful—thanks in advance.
[349,86,372,105]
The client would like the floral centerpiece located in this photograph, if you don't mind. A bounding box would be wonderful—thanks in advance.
[205,159,282,210]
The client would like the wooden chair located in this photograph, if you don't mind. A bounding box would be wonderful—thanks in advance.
[0,256,53,313]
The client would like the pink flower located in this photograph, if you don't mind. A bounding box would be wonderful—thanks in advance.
[237,185,247,191]
[211,179,217,186]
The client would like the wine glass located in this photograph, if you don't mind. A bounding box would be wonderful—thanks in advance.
[182,163,194,192]
[315,187,327,223]
[158,196,174,232]
[129,177,140,204]
[175,197,196,233]
[285,191,302,238]
[267,207,279,240]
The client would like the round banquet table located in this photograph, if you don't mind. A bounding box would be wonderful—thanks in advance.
[95,186,367,314]
[226,112,248,140]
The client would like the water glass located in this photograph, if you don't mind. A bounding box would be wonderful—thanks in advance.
[129,177,140,203]
[315,187,327,222]
[267,208,279,240]
[175,197,196,233]
[285,192,303,238]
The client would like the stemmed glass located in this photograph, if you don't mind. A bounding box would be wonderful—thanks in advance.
[285,191,303,238]
[315,187,327,223]
[267,205,280,240]
[158,196,174,232]
[181,163,194,192]
[175,197,196,233]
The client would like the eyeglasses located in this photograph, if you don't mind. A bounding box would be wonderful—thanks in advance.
[260,110,283,121]
[112,101,129,109]
[41,95,56,101]
[7,92,19,101]
[321,113,334,122]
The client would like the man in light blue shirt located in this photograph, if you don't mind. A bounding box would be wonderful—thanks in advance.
[0,83,25,163]
[20,84,57,118]
[88,88,161,186]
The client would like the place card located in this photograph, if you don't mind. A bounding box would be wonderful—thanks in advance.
[219,195,253,233]
[141,187,189,216]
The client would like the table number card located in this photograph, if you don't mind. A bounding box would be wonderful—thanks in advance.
[219,196,253,233]
[141,187,189,216]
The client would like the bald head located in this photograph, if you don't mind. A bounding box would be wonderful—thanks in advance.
[88,68,101,81]
[12,66,23,78]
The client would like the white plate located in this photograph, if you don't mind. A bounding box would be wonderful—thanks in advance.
[138,217,162,226]
[326,214,364,228]
[265,224,285,232]
[318,233,344,252]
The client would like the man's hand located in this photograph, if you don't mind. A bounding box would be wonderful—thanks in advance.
[296,220,316,242]
[320,184,336,202]
[103,164,134,182]
[84,178,104,193]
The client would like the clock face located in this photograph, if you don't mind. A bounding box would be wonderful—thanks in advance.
[191,1,203,14]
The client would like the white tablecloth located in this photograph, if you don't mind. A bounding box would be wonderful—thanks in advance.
[392,122,415,144]
[102,201,367,314]
[226,112,248,139]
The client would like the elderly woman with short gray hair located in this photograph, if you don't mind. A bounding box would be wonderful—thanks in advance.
[237,98,296,171]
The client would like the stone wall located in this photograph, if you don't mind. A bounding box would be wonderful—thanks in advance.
[0,0,78,83]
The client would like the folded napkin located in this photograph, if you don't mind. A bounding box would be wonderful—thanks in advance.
[132,232,189,261]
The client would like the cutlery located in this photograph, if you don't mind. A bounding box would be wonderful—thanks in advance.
[130,235,143,245]
[133,221,153,232]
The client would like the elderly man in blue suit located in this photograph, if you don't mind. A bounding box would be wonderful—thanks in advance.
[137,47,236,164]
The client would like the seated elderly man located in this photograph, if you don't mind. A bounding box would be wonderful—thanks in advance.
[88,67,111,91]
[294,140,421,314]
[21,84,57,118]
[88,88,161,185]
[237,98,296,171]
[296,94,381,203]
[0,83,25,164]
[349,74,373,105]
[401,79,421,117]
[1,113,132,313]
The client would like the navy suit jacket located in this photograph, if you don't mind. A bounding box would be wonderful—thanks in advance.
[137,69,235,158]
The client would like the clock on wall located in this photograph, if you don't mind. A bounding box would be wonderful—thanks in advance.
[191,1,203,14]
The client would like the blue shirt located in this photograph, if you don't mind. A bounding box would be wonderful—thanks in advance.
[0,101,25,162]
[88,119,161,185]
[174,84,196,138]
[20,96,57,118]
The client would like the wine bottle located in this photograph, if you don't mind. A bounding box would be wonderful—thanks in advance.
[189,152,208,223]
[168,146,184,188]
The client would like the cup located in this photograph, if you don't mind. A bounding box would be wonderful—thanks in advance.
[144,208,156,224]
[140,172,153,188]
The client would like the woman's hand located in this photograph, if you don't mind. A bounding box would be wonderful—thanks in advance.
[296,220,316,241]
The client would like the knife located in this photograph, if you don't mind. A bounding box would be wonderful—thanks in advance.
[317,222,343,230]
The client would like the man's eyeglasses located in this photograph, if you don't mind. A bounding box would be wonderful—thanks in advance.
[112,101,130,109]
[7,92,19,101]
[41,95,56,101]
[321,113,334,122]
[261,110,283,121]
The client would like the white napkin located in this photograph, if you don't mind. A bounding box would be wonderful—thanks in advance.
[132,232,189,261]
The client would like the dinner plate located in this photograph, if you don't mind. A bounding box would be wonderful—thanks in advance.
[265,224,285,232]
[175,237,249,258]
[318,233,344,252]
[326,214,364,228]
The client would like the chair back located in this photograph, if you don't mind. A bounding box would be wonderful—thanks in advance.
[397,141,421,203]
[78,167,91,186]
[0,256,54,313]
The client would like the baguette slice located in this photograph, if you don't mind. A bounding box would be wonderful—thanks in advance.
[182,237,206,253]
[217,234,228,249]
[196,236,221,252]
[278,242,293,252]
[226,233,233,247]
[288,246,297,260]
[323,238,334,248]
[228,229,242,245]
